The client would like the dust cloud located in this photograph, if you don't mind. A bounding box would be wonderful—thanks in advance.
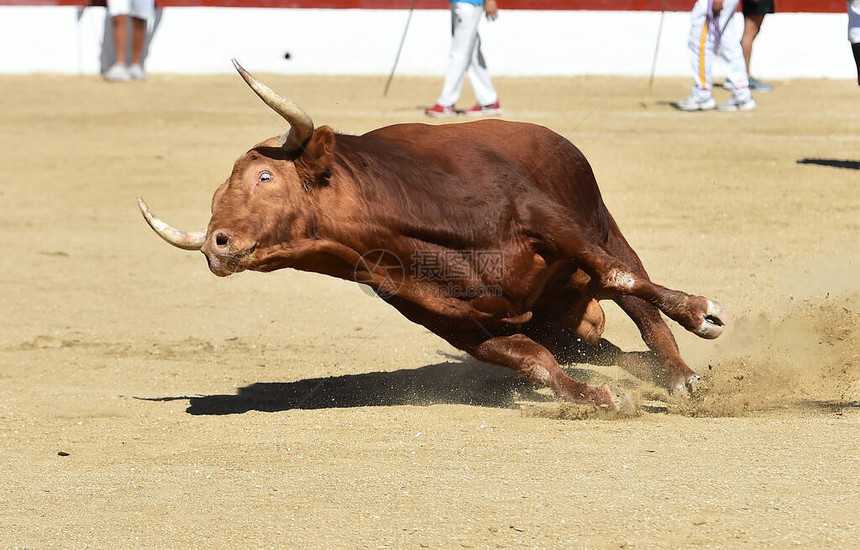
[673,292,859,417]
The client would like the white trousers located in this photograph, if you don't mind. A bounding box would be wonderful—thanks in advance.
[437,2,498,107]
[687,0,750,100]
[107,0,155,19]
[850,0,860,44]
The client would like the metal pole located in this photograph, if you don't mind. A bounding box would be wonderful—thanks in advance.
[384,0,418,97]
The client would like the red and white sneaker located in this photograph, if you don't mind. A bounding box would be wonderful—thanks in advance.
[464,101,502,117]
[425,103,458,118]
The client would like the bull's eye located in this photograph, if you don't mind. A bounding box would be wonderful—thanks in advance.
[259,171,273,182]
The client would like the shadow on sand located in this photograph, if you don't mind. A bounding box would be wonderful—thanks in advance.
[183,360,529,415]
[796,158,860,170]
[137,339,666,416]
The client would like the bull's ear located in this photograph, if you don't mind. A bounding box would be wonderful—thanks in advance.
[297,125,335,188]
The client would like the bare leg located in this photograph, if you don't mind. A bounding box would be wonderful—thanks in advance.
[130,17,147,65]
[741,14,765,76]
[112,15,129,65]
[853,43,860,86]
[465,333,634,413]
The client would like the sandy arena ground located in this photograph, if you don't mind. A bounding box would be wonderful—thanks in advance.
[1,73,858,548]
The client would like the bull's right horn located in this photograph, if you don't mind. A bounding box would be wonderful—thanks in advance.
[232,59,314,154]
[137,196,206,251]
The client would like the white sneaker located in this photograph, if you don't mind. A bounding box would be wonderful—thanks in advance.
[717,96,757,111]
[128,63,146,80]
[748,77,773,93]
[724,78,772,93]
[674,94,716,111]
[104,63,130,82]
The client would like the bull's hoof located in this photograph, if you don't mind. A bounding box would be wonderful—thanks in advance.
[694,299,727,340]
[598,384,637,415]
[670,373,706,397]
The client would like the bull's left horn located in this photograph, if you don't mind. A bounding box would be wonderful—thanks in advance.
[232,59,314,153]
[137,196,206,251]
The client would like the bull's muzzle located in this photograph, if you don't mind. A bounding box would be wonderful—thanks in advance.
[200,229,255,277]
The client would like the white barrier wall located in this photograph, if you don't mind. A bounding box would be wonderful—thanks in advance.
[0,6,854,79]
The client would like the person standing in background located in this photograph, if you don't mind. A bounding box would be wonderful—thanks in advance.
[850,0,860,85]
[675,0,755,111]
[739,0,775,92]
[425,0,502,117]
[103,0,155,82]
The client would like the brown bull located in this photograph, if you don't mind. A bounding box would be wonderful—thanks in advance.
[138,61,726,413]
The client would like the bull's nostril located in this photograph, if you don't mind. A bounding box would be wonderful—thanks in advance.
[215,232,230,248]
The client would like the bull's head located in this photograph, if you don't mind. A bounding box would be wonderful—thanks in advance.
[138,60,334,276]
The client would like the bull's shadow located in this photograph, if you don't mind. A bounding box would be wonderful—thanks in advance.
[173,339,661,416]
[185,360,529,415]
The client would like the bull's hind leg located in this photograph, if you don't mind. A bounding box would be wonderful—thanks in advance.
[592,222,721,394]
[613,295,703,394]
[551,220,727,339]
[526,279,606,348]
[463,333,635,414]
[587,253,725,339]
[546,216,725,394]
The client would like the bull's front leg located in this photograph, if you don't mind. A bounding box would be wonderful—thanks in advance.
[463,333,635,414]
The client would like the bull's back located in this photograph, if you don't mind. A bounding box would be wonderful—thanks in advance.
[329,120,613,254]
[364,120,607,222]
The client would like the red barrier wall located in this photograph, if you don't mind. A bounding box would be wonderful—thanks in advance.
[0,0,845,13]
